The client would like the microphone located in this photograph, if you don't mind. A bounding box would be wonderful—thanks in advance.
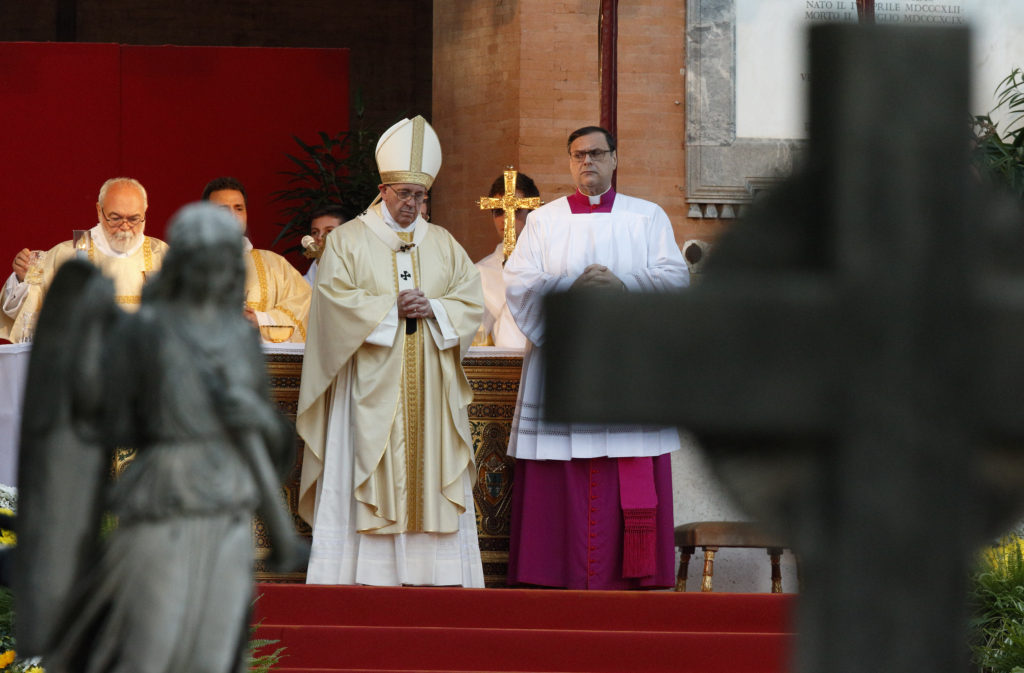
[301,235,320,259]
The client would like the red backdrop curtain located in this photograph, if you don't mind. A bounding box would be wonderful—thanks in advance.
[0,41,350,273]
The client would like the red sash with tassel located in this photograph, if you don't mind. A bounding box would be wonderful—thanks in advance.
[618,456,657,578]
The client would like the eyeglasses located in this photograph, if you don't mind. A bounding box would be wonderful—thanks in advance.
[492,208,530,217]
[569,149,613,162]
[102,210,145,227]
[386,185,428,203]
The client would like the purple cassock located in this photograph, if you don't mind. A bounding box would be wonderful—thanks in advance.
[503,188,688,590]
[507,454,676,590]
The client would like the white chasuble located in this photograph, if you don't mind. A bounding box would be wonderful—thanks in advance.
[243,245,311,343]
[297,204,484,586]
[503,193,690,461]
[0,225,169,342]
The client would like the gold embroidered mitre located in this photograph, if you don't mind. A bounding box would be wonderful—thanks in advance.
[375,115,442,189]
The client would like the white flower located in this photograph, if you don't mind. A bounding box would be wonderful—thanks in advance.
[0,484,17,513]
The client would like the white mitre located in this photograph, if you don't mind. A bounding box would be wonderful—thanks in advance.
[375,115,442,188]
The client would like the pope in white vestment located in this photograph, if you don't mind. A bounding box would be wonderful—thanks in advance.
[1,178,169,343]
[297,116,485,587]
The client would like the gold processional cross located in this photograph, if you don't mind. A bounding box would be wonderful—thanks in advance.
[477,167,542,261]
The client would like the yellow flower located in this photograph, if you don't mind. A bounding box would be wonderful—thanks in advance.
[0,649,16,668]
[0,507,14,547]
[25,667,44,673]
[981,535,1024,573]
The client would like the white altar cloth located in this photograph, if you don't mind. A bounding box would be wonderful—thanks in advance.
[0,343,31,486]
[0,341,306,488]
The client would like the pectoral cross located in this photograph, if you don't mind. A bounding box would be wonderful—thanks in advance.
[543,25,1021,673]
[478,167,542,261]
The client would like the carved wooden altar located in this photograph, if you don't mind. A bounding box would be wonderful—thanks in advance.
[256,347,523,587]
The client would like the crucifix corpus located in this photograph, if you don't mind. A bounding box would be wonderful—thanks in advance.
[542,24,1024,673]
[478,167,542,261]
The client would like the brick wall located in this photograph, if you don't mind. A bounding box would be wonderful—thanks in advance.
[434,0,727,263]
[432,0,524,258]
[0,1,58,40]
[433,1,600,262]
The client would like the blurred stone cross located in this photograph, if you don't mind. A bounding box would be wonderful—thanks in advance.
[543,24,1024,673]
[478,167,542,261]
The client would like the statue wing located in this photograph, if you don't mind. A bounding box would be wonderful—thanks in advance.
[13,259,120,656]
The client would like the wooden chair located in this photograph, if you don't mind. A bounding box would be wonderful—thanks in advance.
[674,521,792,593]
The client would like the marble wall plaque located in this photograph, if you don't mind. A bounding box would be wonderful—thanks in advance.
[686,0,1024,211]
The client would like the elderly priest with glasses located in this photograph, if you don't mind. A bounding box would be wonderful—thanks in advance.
[0,177,169,343]
[297,116,485,587]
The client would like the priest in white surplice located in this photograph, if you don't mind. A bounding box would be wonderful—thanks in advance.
[0,177,169,343]
[503,126,689,590]
[297,116,486,587]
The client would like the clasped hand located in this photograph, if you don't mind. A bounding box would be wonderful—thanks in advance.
[571,264,626,291]
[398,288,434,319]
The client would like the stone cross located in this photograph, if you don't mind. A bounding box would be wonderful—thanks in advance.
[543,24,1024,673]
[478,167,542,261]
[856,0,875,22]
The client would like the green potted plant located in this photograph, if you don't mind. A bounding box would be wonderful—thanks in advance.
[971,68,1024,200]
[272,93,383,253]
[969,532,1024,673]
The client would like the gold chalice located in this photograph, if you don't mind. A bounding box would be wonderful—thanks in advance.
[259,325,294,343]
[72,229,91,257]
[25,250,45,285]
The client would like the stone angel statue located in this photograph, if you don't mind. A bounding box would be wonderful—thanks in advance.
[13,202,308,673]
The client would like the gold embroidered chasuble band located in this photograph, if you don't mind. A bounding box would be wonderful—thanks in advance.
[396,230,427,531]
[246,248,272,312]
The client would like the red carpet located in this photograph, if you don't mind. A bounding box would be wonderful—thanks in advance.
[251,583,796,673]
